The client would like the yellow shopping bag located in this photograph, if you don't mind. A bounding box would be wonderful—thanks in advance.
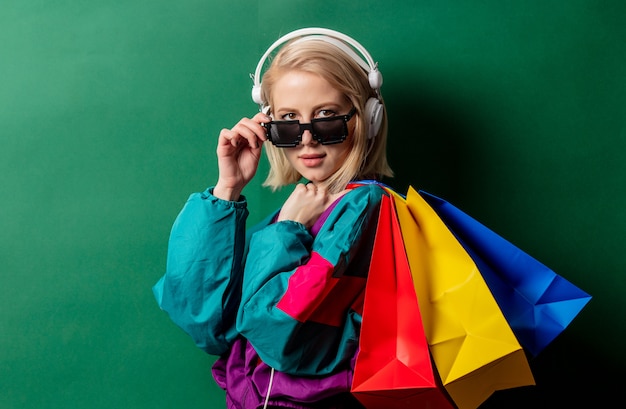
[389,186,535,409]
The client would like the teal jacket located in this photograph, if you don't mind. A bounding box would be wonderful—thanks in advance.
[153,183,385,376]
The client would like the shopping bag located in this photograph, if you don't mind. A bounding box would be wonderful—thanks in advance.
[418,190,592,356]
[351,194,455,409]
[393,186,535,409]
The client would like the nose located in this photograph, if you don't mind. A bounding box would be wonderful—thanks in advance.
[299,119,317,146]
[300,128,316,146]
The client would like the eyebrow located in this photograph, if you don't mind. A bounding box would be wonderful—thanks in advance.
[273,103,345,114]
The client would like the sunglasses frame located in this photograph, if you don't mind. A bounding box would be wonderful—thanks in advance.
[264,107,357,148]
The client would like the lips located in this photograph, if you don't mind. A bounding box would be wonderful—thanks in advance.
[299,153,325,167]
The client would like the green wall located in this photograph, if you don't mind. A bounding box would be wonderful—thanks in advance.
[1,1,623,407]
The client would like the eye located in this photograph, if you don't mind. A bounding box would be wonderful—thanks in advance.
[316,109,337,119]
[280,112,297,120]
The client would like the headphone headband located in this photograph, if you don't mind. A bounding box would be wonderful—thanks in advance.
[251,27,383,106]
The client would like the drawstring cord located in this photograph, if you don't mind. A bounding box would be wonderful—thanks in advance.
[262,367,275,409]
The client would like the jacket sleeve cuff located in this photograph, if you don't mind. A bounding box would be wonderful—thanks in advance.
[200,186,247,209]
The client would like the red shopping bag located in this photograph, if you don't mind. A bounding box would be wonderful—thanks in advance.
[351,194,454,409]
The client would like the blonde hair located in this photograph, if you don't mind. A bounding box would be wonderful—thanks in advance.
[260,38,393,194]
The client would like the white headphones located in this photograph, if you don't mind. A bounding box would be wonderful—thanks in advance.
[251,27,384,140]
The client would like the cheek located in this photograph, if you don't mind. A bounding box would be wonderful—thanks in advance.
[347,117,362,148]
[346,123,358,152]
[335,143,352,164]
[284,150,299,166]
[348,119,357,138]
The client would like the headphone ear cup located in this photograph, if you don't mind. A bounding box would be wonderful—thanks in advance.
[252,85,263,105]
[365,97,383,140]
[368,70,383,91]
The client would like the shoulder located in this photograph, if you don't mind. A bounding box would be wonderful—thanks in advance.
[343,181,388,206]
[322,182,387,225]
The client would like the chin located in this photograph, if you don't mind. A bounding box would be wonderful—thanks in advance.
[302,175,328,184]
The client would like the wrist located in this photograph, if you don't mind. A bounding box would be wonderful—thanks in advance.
[213,184,242,202]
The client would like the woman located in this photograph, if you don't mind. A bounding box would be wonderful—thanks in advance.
[153,28,393,408]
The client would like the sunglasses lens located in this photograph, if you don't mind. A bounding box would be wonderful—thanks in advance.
[267,109,353,147]
[269,122,300,147]
[312,117,347,145]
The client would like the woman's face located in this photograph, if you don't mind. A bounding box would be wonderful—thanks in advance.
[270,70,354,186]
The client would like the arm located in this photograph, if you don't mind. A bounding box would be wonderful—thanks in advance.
[152,188,249,355]
[153,112,269,353]
[236,183,384,375]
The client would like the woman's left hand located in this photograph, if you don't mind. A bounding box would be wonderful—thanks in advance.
[277,183,331,229]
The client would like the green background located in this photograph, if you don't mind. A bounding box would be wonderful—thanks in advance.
[1,1,623,408]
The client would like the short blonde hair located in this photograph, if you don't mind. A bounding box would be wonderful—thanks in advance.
[260,38,393,194]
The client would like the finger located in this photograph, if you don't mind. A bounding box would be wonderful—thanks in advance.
[251,113,270,143]
[253,111,272,126]
[293,183,308,193]
[315,187,329,203]
[218,129,241,148]
[235,118,267,147]
[219,117,265,149]
[305,184,320,197]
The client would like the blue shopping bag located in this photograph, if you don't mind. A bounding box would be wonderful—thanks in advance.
[419,190,592,356]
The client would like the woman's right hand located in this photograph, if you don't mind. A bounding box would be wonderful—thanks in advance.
[213,112,269,201]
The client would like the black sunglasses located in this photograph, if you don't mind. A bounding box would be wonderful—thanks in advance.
[263,107,357,148]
